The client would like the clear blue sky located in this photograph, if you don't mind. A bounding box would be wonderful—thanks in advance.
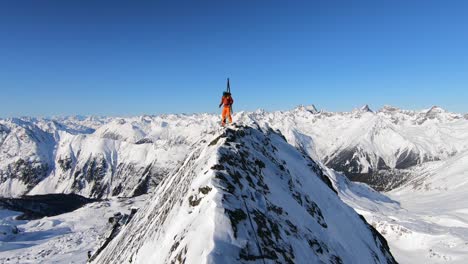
[1,0,467,117]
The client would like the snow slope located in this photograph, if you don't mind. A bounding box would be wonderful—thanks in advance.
[387,150,468,262]
[326,151,468,263]
[0,195,147,264]
[92,126,396,264]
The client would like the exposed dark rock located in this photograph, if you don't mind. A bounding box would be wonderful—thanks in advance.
[89,207,139,262]
[267,202,284,215]
[330,255,344,264]
[254,159,266,169]
[308,238,329,254]
[210,164,225,171]
[112,183,123,196]
[188,195,202,207]
[135,138,154,144]
[1,159,49,189]
[225,208,247,238]
[305,195,327,228]
[57,157,73,171]
[198,186,212,195]
[395,149,420,169]
[170,241,180,255]
[71,156,108,199]
[131,165,153,197]
[172,246,187,264]
[360,104,373,112]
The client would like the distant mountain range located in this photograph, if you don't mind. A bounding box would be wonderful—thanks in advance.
[1,105,467,197]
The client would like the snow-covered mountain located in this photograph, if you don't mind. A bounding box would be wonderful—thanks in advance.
[0,115,221,198]
[2,106,468,263]
[91,126,396,263]
[1,105,467,198]
[256,105,468,191]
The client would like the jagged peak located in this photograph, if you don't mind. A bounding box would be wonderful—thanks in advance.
[295,104,318,113]
[360,104,373,112]
[350,104,374,114]
[305,104,318,113]
[425,105,446,114]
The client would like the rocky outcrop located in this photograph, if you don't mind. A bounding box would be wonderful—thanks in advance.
[0,159,49,190]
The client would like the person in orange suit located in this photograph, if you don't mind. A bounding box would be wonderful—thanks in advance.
[219,91,234,126]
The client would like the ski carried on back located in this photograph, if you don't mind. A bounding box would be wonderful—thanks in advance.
[219,78,235,127]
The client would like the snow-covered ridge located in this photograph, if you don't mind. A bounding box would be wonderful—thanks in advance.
[91,126,396,264]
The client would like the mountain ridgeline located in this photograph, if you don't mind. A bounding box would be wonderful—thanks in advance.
[91,126,396,263]
[1,106,467,198]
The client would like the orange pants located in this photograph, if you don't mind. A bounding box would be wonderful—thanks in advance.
[221,106,232,125]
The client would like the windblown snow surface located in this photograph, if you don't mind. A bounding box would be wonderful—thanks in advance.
[1,105,468,263]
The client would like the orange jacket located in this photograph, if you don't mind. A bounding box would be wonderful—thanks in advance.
[220,96,234,107]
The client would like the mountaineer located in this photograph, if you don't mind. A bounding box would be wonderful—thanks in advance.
[219,78,234,126]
